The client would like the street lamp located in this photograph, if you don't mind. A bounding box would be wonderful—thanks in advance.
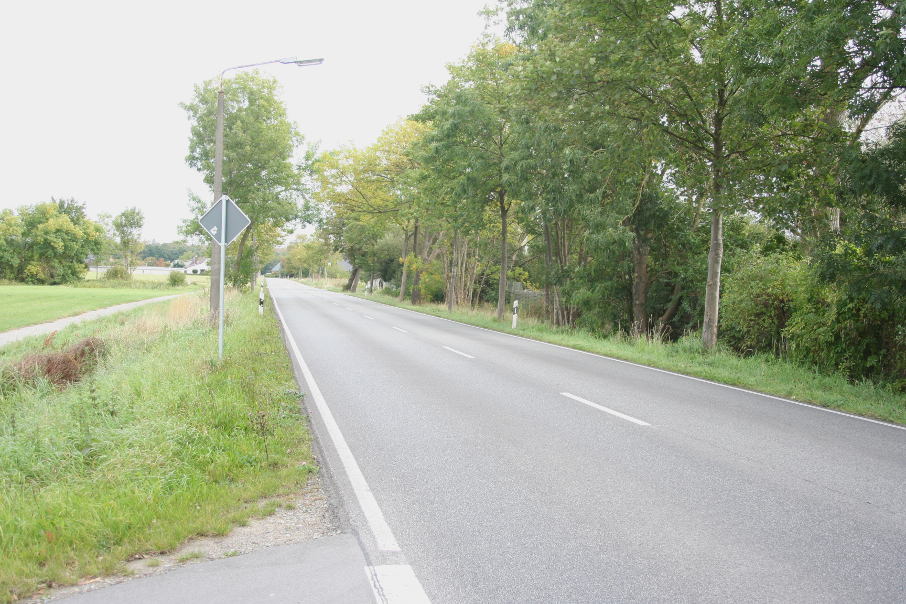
[209,56,323,325]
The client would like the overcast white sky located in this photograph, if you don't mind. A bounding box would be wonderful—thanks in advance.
[0,0,495,242]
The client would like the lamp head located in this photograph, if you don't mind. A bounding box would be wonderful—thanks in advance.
[279,57,325,67]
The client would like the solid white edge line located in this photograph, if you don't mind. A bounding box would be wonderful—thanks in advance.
[312,286,905,433]
[442,345,475,359]
[561,392,651,426]
[392,326,408,333]
[271,295,402,552]
[366,565,432,604]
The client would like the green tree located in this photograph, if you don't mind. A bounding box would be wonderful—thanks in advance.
[0,210,22,280]
[313,121,430,298]
[417,42,524,320]
[140,241,191,264]
[112,207,144,274]
[182,71,312,287]
[505,0,866,348]
[3,200,103,284]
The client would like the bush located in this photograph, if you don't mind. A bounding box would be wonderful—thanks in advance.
[168,271,187,286]
[103,266,130,280]
[22,262,48,284]
[720,253,806,355]
[784,277,906,390]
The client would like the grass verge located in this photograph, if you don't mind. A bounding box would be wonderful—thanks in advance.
[306,281,906,426]
[0,284,197,332]
[0,292,313,602]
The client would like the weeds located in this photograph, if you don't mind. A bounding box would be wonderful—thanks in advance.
[248,409,275,464]
[0,292,314,602]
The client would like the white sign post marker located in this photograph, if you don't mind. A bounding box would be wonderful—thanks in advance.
[512,299,519,329]
[199,195,251,361]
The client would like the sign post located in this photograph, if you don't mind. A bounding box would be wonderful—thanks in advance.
[199,195,251,361]
[512,299,519,329]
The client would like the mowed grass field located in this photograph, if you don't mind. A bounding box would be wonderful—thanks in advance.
[0,285,191,332]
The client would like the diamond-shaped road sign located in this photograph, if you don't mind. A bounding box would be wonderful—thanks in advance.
[199,195,251,246]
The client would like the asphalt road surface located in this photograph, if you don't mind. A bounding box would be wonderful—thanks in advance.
[268,279,906,604]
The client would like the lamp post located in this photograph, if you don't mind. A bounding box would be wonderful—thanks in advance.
[209,56,324,321]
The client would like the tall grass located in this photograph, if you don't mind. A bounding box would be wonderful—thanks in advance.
[82,271,210,287]
[341,288,906,426]
[0,292,312,602]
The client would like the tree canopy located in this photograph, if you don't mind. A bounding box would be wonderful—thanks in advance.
[293,1,906,387]
[0,199,103,284]
[182,71,315,286]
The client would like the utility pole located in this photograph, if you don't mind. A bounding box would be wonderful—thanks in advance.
[208,56,323,320]
[210,85,225,322]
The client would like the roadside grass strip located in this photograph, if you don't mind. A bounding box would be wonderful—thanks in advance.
[0,284,199,332]
[310,284,906,427]
[0,292,314,603]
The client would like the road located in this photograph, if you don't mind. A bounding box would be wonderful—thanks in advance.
[268,279,906,603]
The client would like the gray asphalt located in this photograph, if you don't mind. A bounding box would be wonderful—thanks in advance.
[268,279,906,603]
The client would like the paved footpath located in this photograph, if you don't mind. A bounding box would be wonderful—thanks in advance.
[51,535,374,604]
[0,294,183,348]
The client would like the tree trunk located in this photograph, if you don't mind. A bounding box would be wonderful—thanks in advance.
[234,224,253,288]
[542,216,553,321]
[410,219,421,305]
[658,282,683,326]
[702,210,723,349]
[251,233,259,289]
[474,270,489,309]
[495,189,509,321]
[410,270,422,304]
[398,230,409,301]
[703,45,726,351]
[631,235,650,335]
[446,234,456,312]
[345,266,360,291]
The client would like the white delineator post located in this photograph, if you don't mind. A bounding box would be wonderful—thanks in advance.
[512,299,519,329]
[259,283,265,316]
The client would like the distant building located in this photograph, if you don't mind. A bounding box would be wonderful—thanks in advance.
[183,259,210,274]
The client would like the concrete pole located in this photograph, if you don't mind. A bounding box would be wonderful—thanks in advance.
[218,194,226,361]
[211,84,225,322]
